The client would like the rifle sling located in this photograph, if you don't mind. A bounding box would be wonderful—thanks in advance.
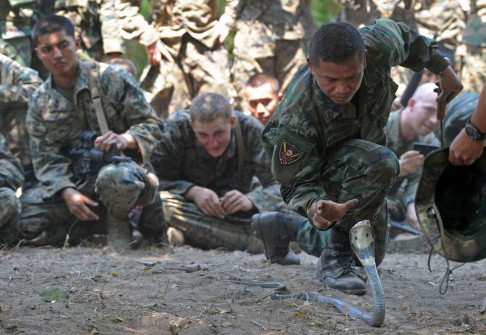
[87,66,109,135]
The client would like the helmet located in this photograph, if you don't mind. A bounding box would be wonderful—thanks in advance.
[415,148,486,262]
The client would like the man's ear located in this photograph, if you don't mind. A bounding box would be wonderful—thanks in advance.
[408,97,416,110]
[229,115,236,128]
[306,57,315,75]
[75,38,81,50]
[277,92,284,102]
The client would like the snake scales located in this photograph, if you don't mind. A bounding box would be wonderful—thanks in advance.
[232,220,385,327]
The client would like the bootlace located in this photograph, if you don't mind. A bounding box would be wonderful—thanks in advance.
[336,249,358,275]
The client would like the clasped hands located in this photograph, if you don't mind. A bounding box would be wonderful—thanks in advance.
[185,186,253,219]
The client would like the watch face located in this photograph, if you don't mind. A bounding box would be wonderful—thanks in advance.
[465,123,479,140]
[466,122,486,141]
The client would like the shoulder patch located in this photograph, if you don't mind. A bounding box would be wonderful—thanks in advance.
[279,139,304,165]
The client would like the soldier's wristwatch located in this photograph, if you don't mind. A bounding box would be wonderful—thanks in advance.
[465,119,486,141]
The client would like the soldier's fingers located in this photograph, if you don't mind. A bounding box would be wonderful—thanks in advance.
[342,199,359,211]
[312,215,333,230]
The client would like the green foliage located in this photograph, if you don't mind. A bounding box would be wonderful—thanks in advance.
[311,0,340,27]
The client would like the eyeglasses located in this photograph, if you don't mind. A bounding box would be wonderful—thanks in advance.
[248,98,272,109]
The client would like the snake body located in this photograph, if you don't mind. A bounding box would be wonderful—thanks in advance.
[232,220,385,327]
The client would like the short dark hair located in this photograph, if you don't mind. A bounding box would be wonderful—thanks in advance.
[246,73,279,92]
[190,93,232,123]
[308,22,365,66]
[32,15,75,47]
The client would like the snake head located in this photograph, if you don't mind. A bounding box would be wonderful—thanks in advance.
[350,220,375,260]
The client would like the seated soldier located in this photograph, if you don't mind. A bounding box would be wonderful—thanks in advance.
[244,73,282,125]
[0,53,43,191]
[385,83,441,232]
[0,133,24,247]
[151,92,287,253]
[19,15,164,251]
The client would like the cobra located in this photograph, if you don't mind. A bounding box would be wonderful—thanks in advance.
[232,220,385,327]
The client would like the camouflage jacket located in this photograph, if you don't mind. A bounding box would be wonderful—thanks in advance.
[262,18,450,215]
[26,60,163,199]
[462,0,486,47]
[0,53,43,168]
[119,0,238,53]
[414,0,466,49]
[385,109,440,205]
[0,132,23,191]
[151,110,285,213]
[233,0,314,40]
[0,0,124,57]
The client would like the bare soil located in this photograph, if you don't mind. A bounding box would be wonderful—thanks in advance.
[0,237,485,335]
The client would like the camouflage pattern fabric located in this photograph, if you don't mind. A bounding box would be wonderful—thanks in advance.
[118,0,236,118]
[150,110,286,251]
[413,0,465,50]
[263,18,450,262]
[19,60,164,244]
[336,0,417,29]
[0,53,43,187]
[457,0,486,93]
[231,0,314,106]
[385,109,440,216]
[0,0,124,78]
[0,132,23,245]
[160,192,264,253]
[416,148,486,262]
[443,91,480,145]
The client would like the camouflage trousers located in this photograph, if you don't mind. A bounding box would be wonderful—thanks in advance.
[140,35,234,119]
[18,161,164,246]
[0,187,20,246]
[231,38,308,109]
[160,191,264,253]
[309,139,398,265]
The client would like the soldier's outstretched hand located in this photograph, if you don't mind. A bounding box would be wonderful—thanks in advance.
[61,187,99,221]
[308,198,359,230]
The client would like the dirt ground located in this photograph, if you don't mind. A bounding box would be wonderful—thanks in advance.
[0,235,485,335]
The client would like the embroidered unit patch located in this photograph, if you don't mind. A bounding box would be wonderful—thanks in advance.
[279,139,304,165]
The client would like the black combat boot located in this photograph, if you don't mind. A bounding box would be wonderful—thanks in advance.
[316,227,367,295]
[251,212,304,265]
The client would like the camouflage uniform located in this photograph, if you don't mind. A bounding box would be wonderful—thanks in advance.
[118,0,237,119]
[150,110,286,252]
[456,0,486,93]
[443,91,480,145]
[336,0,419,98]
[19,61,164,246]
[0,132,23,245]
[336,0,417,28]
[231,0,314,108]
[384,109,440,221]
[262,19,450,265]
[0,53,43,189]
[0,0,124,79]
